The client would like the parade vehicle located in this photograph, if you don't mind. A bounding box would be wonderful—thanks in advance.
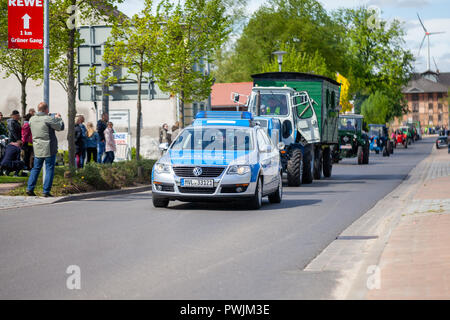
[152,111,283,210]
[393,128,408,149]
[399,126,413,146]
[436,136,448,149]
[368,124,392,156]
[233,72,340,186]
[337,114,370,165]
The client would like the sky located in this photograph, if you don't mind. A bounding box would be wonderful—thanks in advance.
[117,0,450,73]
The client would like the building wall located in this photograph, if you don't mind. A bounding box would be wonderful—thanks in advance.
[0,72,177,159]
[397,92,449,129]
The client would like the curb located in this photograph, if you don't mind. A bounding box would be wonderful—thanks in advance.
[52,185,152,204]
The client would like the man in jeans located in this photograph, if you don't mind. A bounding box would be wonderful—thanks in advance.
[97,112,108,163]
[26,102,65,197]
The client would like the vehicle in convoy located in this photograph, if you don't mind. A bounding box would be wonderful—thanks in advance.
[399,126,413,145]
[233,72,340,186]
[410,121,422,140]
[436,136,448,149]
[152,111,283,210]
[368,124,393,156]
[337,114,369,165]
[393,128,408,149]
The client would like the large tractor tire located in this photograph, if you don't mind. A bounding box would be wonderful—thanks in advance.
[382,146,389,157]
[388,140,394,154]
[322,147,332,178]
[363,144,370,164]
[357,146,364,165]
[302,146,313,184]
[313,147,323,180]
[287,149,303,187]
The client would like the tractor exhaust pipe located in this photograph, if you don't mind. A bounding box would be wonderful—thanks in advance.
[256,90,261,116]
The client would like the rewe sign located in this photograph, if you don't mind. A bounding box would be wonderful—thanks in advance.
[8,0,44,49]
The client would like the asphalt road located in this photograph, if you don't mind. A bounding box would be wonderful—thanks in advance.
[0,138,435,299]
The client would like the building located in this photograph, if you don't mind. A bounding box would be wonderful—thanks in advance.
[401,71,450,129]
[211,82,253,111]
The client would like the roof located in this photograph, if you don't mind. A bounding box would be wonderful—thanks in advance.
[211,82,253,107]
[252,72,341,86]
[403,72,450,93]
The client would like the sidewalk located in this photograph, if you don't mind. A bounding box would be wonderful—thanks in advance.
[368,147,450,299]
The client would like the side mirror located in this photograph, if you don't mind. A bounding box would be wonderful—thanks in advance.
[232,93,240,103]
[277,142,285,150]
[159,143,169,151]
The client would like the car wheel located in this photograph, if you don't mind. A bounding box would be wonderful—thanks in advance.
[268,172,283,204]
[152,195,169,208]
[287,149,303,187]
[249,176,263,210]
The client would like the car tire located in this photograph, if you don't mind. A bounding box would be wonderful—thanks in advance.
[313,147,323,180]
[322,147,332,178]
[249,176,263,210]
[302,147,313,184]
[287,149,303,187]
[357,146,364,165]
[268,172,283,204]
[152,195,169,208]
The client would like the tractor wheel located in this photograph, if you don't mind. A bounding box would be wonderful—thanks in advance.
[287,149,303,187]
[375,149,380,154]
[313,147,323,180]
[404,141,408,149]
[382,146,389,157]
[302,146,313,184]
[322,147,332,178]
[357,146,364,165]
[363,144,370,164]
[388,140,394,154]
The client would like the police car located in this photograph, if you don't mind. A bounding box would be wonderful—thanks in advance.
[151,111,283,209]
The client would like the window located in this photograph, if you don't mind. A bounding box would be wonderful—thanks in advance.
[412,93,419,101]
[413,103,419,113]
[252,93,289,116]
[438,114,442,122]
[429,103,434,111]
[429,115,433,123]
[438,103,443,111]
[437,92,443,100]
[428,93,434,101]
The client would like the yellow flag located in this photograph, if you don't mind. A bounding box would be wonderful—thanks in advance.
[336,73,353,113]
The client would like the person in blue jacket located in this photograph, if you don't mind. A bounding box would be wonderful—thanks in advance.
[85,122,99,163]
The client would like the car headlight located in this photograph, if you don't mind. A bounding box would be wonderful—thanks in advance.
[155,163,172,174]
[227,165,251,175]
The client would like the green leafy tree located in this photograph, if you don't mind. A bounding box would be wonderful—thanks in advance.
[361,91,390,125]
[48,0,124,167]
[103,0,163,160]
[0,0,43,117]
[154,0,231,127]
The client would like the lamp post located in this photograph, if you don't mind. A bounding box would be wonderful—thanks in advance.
[272,50,287,72]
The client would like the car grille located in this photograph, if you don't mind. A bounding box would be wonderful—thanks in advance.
[178,187,217,194]
[173,166,225,178]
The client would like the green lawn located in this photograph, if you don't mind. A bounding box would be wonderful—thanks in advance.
[0,175,28,184]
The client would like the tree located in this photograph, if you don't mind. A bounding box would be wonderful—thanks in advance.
[361,91,390,125]
[154,0,231,127]
[48,0,124,167]
[103,0,162,160]
[0,0,43,117]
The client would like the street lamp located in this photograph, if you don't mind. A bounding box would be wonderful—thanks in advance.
[272,50,287,72]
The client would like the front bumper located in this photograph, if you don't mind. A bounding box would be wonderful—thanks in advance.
[152,167,257,201]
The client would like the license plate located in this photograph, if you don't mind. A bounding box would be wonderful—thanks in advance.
[181,179,214,187]
[340,145,352,150]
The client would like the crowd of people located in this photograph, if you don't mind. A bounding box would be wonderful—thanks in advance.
[159,121,180,154]
[0,105,117,197]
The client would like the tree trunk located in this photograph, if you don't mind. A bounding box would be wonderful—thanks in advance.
[20,79,27,118]
[67,26,77,168]
[136,72,143,161]
[180,90,185,128]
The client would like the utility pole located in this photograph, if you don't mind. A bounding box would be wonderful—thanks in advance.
[43,0,50,106]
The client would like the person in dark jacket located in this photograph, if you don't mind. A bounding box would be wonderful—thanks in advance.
[0,141,26,176]
[97,112,108,163]
[74,115,85,169]
[21,113,33,170]
[0,112,8,136]
[7,110,22,142]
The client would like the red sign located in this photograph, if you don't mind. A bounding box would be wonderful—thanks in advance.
[8,0,44,49]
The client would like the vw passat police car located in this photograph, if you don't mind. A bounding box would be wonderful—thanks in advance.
[151,111,283,209]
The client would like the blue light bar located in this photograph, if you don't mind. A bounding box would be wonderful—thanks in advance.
[195,111,253,120]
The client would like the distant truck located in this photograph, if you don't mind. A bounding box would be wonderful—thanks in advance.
[233,72,341,186]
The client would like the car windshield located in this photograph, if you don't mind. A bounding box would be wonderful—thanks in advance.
[171,127,254,151]
[339,117,361,131]
[369,126,383,137]
[250,93,289,116]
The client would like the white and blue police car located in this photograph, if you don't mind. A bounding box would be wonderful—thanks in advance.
[151,111,283,209]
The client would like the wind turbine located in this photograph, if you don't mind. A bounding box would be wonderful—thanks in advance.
[417,13,445,71]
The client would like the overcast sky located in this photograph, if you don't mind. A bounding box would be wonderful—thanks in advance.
[117,0,450,73]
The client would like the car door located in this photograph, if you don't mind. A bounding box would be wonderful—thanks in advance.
[256,129,277,192]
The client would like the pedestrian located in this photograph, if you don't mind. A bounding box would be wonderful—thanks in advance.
[159,123,171,155]
[74,115,86,169]
[0,140,26,177]
[97,112,108,163]
[103,122,116,164]
[0,112,8,137]
[7,110,22,143]
[171,121,181,141]
[79,115,87,167]
[21,113,33,170]
[26,102,65,197]
[28,108,36,116]
[85,122,99,163]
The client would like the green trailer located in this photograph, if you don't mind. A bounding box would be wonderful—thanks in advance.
[234,72,341,186]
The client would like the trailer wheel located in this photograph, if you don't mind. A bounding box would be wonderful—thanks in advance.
[322,147,332,178]
[302,146,313,184]
[313,147,323,180]
[287,149,303,187]
[357,146,364,165]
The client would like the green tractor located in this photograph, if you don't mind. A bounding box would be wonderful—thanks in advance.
[234,72,340,186]
[336,114,370,165]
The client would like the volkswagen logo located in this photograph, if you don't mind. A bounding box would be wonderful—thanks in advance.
[193,167,203,177]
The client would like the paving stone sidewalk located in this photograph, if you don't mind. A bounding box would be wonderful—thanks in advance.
[0,195,63,210]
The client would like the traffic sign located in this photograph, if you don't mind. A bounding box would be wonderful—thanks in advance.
[8,0,44,49]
